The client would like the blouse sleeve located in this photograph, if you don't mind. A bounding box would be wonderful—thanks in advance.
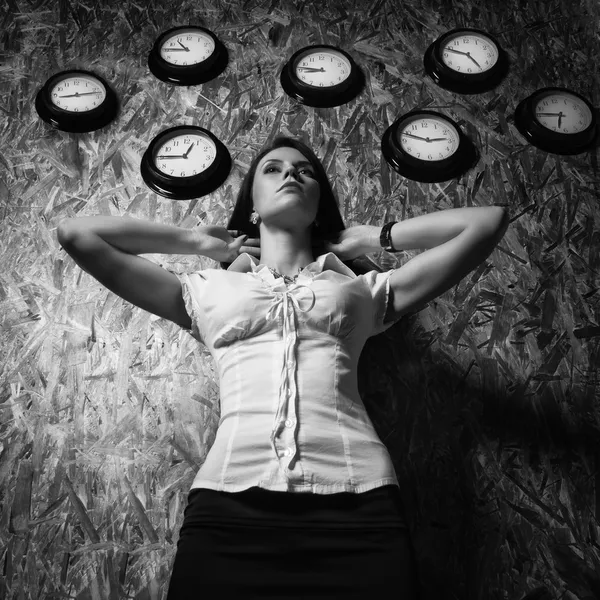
[167,270,206,345]
[359,269,402,338]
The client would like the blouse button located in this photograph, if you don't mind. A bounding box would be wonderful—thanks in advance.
[284,419,294,428]
[287,361,293,369]
[283,448,292,457]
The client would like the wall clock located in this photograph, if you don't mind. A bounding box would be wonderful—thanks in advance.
[141,125,231,199]
[35,70,118,133]
[148,25,228,85]
[279,44,364,107]
[514,87,598,155]
[424,28,508,94]
[381,110,477,183]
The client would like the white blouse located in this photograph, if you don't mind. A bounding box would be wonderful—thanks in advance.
[170,252,402,494]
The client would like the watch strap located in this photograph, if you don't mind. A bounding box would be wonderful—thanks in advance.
[380,221,398,252]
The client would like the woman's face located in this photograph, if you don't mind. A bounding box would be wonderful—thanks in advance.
[251,146,320,232]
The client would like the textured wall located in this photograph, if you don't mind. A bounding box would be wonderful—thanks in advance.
[1,0,599,598]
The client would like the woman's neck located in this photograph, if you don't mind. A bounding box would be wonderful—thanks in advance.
[258,227,315,278]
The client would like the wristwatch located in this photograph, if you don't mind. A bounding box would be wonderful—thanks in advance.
[380,221,398,252]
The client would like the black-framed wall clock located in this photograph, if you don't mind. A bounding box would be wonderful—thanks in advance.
[280,44,365,108]
[424,28,508,94]
[141,125,231,199]
[514,87,598,155]
[381,110,477,183]
[35,69,118,133]
[148,25,228,85]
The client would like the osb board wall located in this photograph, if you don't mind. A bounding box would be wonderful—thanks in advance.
[0,0,599,598]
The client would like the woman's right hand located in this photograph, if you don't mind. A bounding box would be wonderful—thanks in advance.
[195,225,261,263]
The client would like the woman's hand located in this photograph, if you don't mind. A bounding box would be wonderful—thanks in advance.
[319,225,372,261]
[196,226,261,263]
[196,224,371,264]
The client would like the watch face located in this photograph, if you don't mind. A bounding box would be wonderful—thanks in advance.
[50,74,106,112]
[441,32,499,74]
[398,116,460,161]
[154,131,217,178]
[294,49,352,87]
[159,28,216,66]
[534,91,593,134]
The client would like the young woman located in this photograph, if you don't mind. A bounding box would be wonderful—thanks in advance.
[57,137,509,599]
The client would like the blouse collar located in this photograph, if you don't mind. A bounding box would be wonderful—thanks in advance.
[226,252,357,281]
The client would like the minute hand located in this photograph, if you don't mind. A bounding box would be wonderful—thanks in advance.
[403,132,447,142]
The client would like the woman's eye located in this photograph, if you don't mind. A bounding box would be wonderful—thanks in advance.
[264,166,279,173]
[300,169,314,177]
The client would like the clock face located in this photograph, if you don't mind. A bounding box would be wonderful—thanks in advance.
[534,92,593,134]
[398,116,460,161]
[441,32,499,74]
[50,74,107,112]
[153,131,217,178]
[294,49,352,87]
[159,28,216,66]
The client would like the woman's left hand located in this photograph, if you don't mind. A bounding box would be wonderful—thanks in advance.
[318,225,372,262]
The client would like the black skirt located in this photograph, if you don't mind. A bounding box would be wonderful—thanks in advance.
[167,484,421,600]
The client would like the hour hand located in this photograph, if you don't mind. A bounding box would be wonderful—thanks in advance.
[297,67,326,73]
[183,143,195,158]
[156,155,186,159]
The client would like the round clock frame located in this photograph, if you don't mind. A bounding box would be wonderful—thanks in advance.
[35,69,118,133]
[424,28,509,94]
[141,125,231,200]
[279,44,365,108]
[514,87,598,155]
[148,25,228,86]
[381,110,477,183]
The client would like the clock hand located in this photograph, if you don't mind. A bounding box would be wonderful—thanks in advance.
[558,112,563,128]
[183,143,195,158]
[297,67,326,72]
[162,48,190,52]
[156,155,187,159]
[177,40,190,51]
[403,132,449,143]
[445,47,469,56]
[59,91,102,97]
[536,112,563,116]
[465,52,481,69]
[402,132,430,141]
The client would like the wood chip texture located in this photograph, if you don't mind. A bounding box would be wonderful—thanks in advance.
[0,0,599,598]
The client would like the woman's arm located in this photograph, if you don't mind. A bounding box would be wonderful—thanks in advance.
[362,206,508,253]
[57,216,203,255]
[367,206,509,319]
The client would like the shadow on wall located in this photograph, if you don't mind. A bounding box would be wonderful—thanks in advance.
[357,312,597,600]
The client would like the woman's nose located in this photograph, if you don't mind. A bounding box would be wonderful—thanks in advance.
[283,165,299,180]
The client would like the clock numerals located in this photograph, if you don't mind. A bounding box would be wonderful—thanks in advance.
[149,26,227,85]
[382,110,476,182]
[281,44,364,107]
[425,28,508,94]
[36,69,117,132]
[514,87,597,155]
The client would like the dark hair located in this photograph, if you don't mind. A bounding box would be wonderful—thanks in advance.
[220,136,382,275]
